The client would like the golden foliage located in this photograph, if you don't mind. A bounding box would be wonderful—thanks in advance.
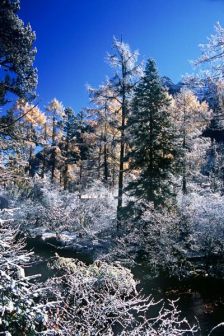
[16,99,46,126]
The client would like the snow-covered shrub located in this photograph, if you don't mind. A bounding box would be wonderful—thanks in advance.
[180,191,224,256]
[76,180,117,234]
[0,209,62,335]
[47,256,198,336]
[115,189,224,279]
[108,203,188,277]
[0,208,198,335]
[13,179,81,232]
[10,178,116,235]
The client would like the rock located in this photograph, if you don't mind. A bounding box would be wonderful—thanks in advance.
[28,227,47,239]
[25,228,113,262]
[42,232,57,241]
[58,232,77,244]
[0,196,9,210]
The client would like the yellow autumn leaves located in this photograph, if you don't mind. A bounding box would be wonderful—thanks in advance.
[16,97,65,127]
[16,99,46,126]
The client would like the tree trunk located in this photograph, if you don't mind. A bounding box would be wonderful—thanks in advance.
[117,134,124,227]
[103,143,109,182]
[51,148,56,183]
[117,98,126,230]
[116,61,127,231]
[182,106,187,194]
[28,145,33,176]
[41,123,47,178]
[64,162,69,190]
[51,115,56,183]
[79,161,83,199]
[98,139,102,180]
[64,130,70,190]
[111,139,116,188]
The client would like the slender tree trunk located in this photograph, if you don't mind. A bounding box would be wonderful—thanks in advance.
[28,145,33,176]
[64,162,69,190]
[51,115,56,182]
[41,123,47,178]
[60,171,63,186]
[117,137,124,226]
[117,96,126,229]
[64,130,70,190]
[41,151,46,178]
[182,105,187,194]
[27,124,33,176]
[182,133,187,194]
[116,61,127,230]
[103,143,109,182]
[79,161,83,199]
[51,148,56,183]
[112,167,115,187]
[111,138,116,188]
[103,123,109,182]
[149,109,154,204]
[98,139,102,180]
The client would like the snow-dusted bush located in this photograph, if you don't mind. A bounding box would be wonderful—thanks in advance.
[0,208,198,335]
[13,179,81,232]
[76,180,117,234]
[48,256,198,336]
[0,209,62,335]
[10,178,116,235]
[180,191,224,256]
[108,204,187,277]
[115,189,224,279]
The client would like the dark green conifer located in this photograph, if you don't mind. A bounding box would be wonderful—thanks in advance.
[126,59,177,211]
[0,0,37,106]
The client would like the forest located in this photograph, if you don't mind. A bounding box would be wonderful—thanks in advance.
[1,0,224,335]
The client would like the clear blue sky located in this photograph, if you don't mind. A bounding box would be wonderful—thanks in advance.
[20,0,224,111]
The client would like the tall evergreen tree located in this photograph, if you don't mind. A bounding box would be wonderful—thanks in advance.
[60,107,79,190]
[0,0,37,106]
[73,110,95,195]
[126,59,176,211]
[0,0,37,185]
[46,98,64,182]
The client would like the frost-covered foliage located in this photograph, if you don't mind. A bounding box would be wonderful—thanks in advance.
[0,207,198,336]
[194,22,224,80]
[112,188,224,279]
[179,191,224,257]
[109,204,186,276]
[107,37,143,79]
[170,89,211,193]
[47,256,198,336]
[8,179,116,235]
[0,209,61,335]
[187,22,224,88]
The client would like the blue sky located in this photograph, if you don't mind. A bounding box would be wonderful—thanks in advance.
[20,0,224,111]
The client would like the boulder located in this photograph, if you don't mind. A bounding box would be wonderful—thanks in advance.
[0,196,9,210]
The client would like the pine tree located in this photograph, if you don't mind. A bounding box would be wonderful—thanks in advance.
[46,98,64,182]
[0,0,37,185]
[0,0,37,106]
[126,59,176,211]
[74,110,94,195]
[60,107,79,190]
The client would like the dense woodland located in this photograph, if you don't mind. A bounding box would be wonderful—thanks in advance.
[1,0,224,335]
